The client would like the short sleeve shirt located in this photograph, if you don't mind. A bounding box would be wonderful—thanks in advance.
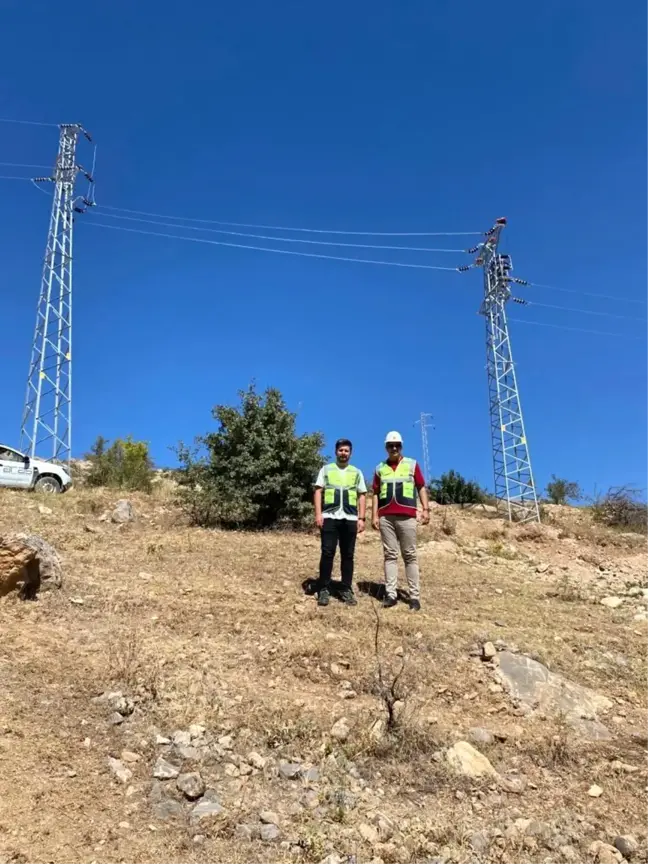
[315,463,367,520]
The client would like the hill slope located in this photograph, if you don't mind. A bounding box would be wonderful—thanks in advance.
[0,489,646,864]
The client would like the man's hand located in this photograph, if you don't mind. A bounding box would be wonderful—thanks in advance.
[357,519,366,534]
[315,514,324,529]
[372,516,380,531]
[420,509,430,526]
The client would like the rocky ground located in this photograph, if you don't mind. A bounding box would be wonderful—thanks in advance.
[0,489,646,864]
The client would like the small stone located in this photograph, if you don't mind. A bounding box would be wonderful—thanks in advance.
[153,757,180,780]
[470,832,489,855]
[304,766,320,783]
[66,769,77,778]
[498,774,527,793]
[238,761,252,776]
[468,727,494,746]
[341,689,357,699]
[489,683,504,694]
[175,745,201,762]
[155,734,171,745]
[38,503,53,515]
[190,792,223,824]
[120,750,140,763]
[559,846,580,863]
[588,784,603,797]
[172,730,191,747]
[109,712,125,726]
[153,799,184,821]
[247,751,267,770]
[259,810,280,825]
[613,835,638,858]
[118,821,131,830]
[107,757,132,784]
[301,790,320,809]
[445,741,499,779]
[260,823,280,843]
[589,840,622,864]
[279,761,302,779]
[111,499,134,523]
[193,834,205,845]
[358,823,379,845]
[482,642,497,661]
[536,562,549,573]
[177,772,205,800]
[188,723,206,739]
[331,717,350,742]
[217,734,234,750]
[224,763,239,777]
[600,596,623,609]
[69,596,85,605]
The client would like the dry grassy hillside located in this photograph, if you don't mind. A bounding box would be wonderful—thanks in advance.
[0,488,646,864]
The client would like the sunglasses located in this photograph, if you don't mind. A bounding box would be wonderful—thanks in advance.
[386,443,402,449]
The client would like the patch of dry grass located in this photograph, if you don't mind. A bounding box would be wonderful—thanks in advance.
[0,488,646,863]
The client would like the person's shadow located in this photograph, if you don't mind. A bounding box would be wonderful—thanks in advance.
[301,578,345,600]
[302,577,409,604]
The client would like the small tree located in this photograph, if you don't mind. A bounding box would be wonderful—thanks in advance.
[428,470,485,507]
[85,435,154,492]
[175,383,325,529]
[546,475,581,505]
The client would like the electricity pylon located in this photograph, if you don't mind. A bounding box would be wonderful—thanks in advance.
[20,123,95,466]
[414,412,434,482]
[461,218,539,523]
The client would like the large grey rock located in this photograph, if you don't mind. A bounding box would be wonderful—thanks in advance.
[190,791,223,824]
[153,757,180,780]
[445,741,499,779]
[260,823,280,843]
[177,772,205,800]
[278,761,302,779]
[107,757,132,784]
[495,651,612,737]
[111,499,135,524]
[13,533,63,588]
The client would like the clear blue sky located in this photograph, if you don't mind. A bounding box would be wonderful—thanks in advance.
[0,0,645,496]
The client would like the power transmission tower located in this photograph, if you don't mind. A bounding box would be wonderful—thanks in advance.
[19,123,95,466]
[461,218,539,523]
[414,412,434,482]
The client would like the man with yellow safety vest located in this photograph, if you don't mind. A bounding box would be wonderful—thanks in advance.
[372,430,429,611]
[314,438,367,607]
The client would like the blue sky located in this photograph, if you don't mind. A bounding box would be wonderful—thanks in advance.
[0,0,645,496]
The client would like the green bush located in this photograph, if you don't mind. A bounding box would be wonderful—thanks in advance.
[85,435,154,492]
[175,384,325,529]
[428,469,486,506]
[546,475,581,505]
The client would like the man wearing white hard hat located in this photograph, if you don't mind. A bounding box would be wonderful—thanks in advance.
[371,431,430,611]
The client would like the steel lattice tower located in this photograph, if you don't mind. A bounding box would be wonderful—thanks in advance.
[473,218,540,523]
[20,123,94,466]
[415,412,434,483]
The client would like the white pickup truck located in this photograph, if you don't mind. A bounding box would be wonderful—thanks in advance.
[0,444,72,493]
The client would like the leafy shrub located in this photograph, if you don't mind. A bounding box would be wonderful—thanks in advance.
[546,475,581,505]
[429,470,486,506]
[592,486,647,534]
[175,384,325,529]
[85,435,154,492]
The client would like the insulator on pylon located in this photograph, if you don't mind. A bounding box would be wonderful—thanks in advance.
[456,265,471,272]
[513,278,529,286]
[466,246,480,254]
[496,217,507,225]
[512,297,528,305]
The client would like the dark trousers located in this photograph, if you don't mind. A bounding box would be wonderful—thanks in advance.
[318,518,358,592]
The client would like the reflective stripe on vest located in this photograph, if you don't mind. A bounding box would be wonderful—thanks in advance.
[322,465,359,516]
[377,457,417,510]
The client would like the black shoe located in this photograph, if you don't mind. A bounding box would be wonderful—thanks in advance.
[317,589,330,607]
[340,588,357,606]
[383,595,397,608]
[409,599,421,612]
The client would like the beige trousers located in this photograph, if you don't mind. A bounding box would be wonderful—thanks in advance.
[379,515,420,600]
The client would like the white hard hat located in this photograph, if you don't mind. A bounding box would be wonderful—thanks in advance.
[384,430,403,444]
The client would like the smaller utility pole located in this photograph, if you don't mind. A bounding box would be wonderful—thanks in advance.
[414,412,434,482]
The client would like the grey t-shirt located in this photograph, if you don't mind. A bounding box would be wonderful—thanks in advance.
[315,463,367,520]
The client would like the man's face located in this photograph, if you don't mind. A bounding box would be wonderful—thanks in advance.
[336,445,351,464]
[386,442,402,461]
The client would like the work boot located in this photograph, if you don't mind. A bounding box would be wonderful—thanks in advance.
[340,588,357,606]
[383,595,397,608]
[409,599,421,612]
[317,589,330,607]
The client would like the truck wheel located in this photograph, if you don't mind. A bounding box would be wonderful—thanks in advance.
[34,475,62,494]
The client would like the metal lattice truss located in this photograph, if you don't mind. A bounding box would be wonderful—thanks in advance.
[477,219,540,523]
[20,124,94,466]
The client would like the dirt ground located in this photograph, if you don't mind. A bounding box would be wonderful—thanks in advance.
[0,488,646,864]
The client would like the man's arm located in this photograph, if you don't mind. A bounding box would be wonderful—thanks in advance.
[371,473,380,529]
[414,463,430,525]
[314,487,324,528]
[357,471,367,532]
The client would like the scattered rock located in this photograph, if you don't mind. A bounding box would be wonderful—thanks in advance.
[304,766,320,783]
[588,784,603,797]
[107,757,132,784]
[0,532,63,598]
[247,751,266,770]
[111,499,135,523]
[177,772,205,800]
[358,823,380,845]
[172,730,191,747]
[155,734,171,745]
[495,650,612,737]
[468,727,494,746]
[589,840,623,864]
[217,734,234,750]
[109,712,125,726]
[189,791,224,824]
[260,823,280,843]
[153,799,184,821]
[614,835,638,858]
[470,831,490,856]
[153,757,180,780]
[279,761,302,780]
[600,597,624,609]
[536,562,549,574]
[175,745,201,762]
[331,717,350,742]
[482,642,497,661]
[259,810,280,825]
[120,750,140,763]
[445,741,499,779]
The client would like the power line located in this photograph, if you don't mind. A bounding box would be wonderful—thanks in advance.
[84,220,462,271]
[0,161,53,170]
[528,300,646,323]
[526,280,646,306]
[0,175,35,180]
[509,317,646,340]
[87,211,468,253]
[95,203,482,237]
[0,117,59,128]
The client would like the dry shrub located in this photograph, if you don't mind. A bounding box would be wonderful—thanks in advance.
[515,522,547,542]
[592,486,647,534]
[527,715,579,768]
[440,511,457,536]
[482,523,508,541]
[546,572,585,602]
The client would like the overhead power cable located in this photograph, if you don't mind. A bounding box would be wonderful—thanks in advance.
[509,317,646,340]
[0,117,59,128]
[95,203,481,237]
[87,211,467,253]
[84,221,461,271]
[527,300,646,323]
[526,280,645,306]
[0,161,53,170]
